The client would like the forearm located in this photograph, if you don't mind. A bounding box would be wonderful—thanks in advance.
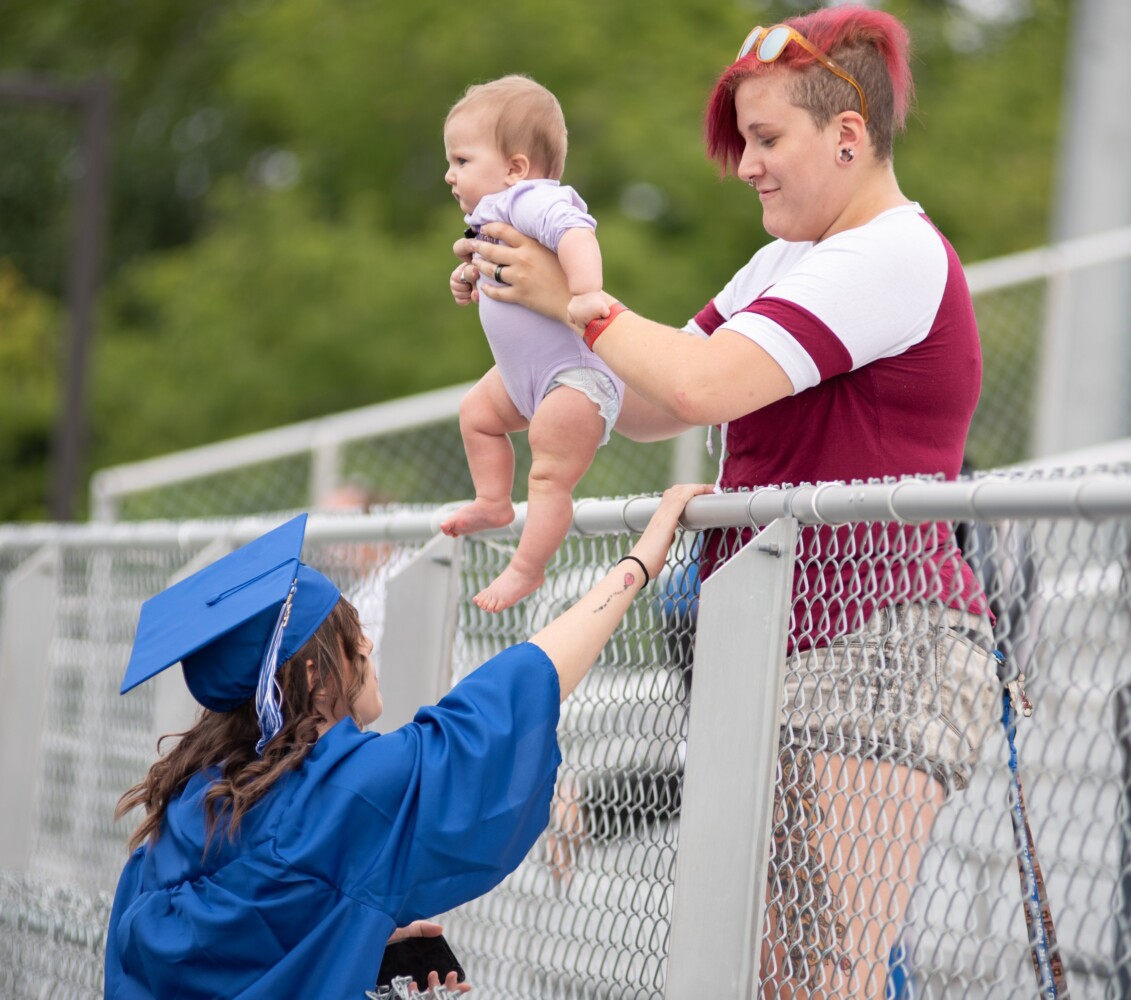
[592,312,716,424]
[528,483,712,700]
[593,312,794,426]
[465,227,791,422]
[530,560,645,700]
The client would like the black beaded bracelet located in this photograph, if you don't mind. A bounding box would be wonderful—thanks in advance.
[616,555,650,588]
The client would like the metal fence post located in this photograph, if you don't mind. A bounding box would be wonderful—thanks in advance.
[671,427,707,484]
[1116,682,1131,996]
[0,547,59,871]
[665,517,797,999]
[88,469,120,521]
[310,440,343,507]
[376,533,463,732]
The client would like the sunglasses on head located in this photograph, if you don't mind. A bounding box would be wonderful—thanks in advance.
[737,24,869,124]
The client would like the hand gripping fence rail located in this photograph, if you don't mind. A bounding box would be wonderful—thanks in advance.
[2,469,1131,998]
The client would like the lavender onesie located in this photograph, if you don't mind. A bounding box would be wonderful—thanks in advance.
[467,179,624,425]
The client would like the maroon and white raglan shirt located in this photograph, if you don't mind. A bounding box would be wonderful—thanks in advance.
[686,204,986,646]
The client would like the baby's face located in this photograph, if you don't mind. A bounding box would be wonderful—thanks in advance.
[444,111,512,215]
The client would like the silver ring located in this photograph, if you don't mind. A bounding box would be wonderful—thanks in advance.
[494,264,507,284]
[460,266,474,284]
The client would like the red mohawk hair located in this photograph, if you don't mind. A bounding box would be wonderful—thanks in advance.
[706,5,913,174]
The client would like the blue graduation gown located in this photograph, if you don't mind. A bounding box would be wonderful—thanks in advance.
[104,643,561,999]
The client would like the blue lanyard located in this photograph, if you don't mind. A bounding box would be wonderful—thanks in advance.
[998,651,1068,999]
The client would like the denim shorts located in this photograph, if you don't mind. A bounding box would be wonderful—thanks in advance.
[782,603,999,793]
[545,367,621,447]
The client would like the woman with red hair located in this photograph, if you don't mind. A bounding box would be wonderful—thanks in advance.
[460,6,998,997]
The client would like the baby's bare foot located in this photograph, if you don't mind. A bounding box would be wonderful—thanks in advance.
[439,498,514,537]
[473,562,546,613]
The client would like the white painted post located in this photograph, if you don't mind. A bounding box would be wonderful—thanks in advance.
[0,547,59,871]
[671,427,707,485]
[665,518,797,999]
[376,533,463,732]
[310,441,343,507]
[1039,0,1131,454]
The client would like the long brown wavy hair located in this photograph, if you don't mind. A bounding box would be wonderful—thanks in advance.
[116,598,369,854]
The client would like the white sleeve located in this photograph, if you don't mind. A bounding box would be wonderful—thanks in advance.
[720,211,949,393]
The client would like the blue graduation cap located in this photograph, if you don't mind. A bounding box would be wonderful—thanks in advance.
[121,514,341,753]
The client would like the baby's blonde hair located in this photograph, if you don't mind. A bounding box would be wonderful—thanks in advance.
[446,74,568,180]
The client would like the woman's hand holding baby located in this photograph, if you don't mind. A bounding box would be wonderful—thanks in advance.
[454,223,573,324]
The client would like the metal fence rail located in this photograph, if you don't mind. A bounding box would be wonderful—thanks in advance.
[2,468,1131,998]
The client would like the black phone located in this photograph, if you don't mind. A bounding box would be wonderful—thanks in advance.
[376,934,466,990]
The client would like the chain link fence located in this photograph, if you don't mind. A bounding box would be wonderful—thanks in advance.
[3,465,1131,997]
[966,276,1045,472]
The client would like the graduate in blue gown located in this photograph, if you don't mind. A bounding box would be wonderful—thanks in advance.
[105,485,709,999]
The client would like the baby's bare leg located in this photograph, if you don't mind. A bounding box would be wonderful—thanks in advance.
[441,368,528,538]
[474,386,605,613]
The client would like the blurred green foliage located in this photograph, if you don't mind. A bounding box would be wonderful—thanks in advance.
[0,0,1069,519]
[0,263,60,519]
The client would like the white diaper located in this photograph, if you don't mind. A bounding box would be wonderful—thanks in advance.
[545,367,622,446]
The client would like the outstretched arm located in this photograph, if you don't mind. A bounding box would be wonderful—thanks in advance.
[530,483,713,700]
[585,308,794,427]
[459,223,794,428]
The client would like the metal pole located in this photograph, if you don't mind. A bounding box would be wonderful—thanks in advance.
[1115,684,1131,997]
[0,75,114,520]
[1037,0,1131,455]
[51,78,112,520]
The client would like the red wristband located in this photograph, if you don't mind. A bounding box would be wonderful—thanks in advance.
[583,302,629,351]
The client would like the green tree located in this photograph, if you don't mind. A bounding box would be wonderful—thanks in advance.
[0,263,59,519]
[0,0,1073,519]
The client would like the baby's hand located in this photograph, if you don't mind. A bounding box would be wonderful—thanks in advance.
[567,291,608,330]
[450,263,478,306]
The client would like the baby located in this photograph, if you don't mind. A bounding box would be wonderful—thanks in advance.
[441,74,624,613]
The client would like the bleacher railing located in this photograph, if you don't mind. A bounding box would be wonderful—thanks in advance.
[87,226,1131,524]
[3,467,1131,998]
